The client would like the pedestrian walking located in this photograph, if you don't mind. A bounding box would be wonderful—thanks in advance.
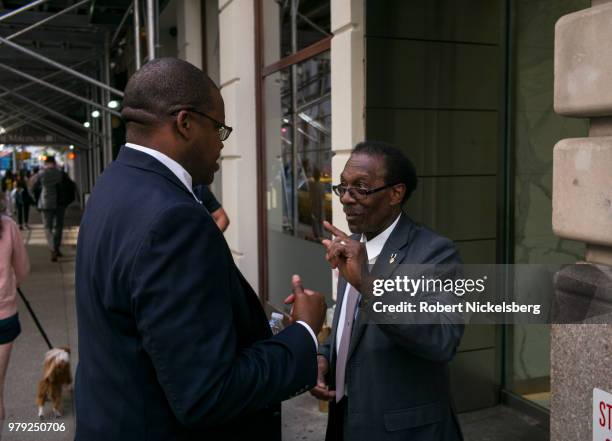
[11,176,33,230]
[0,193,30,424]
[1,171,15,217]
[32,157,74,261]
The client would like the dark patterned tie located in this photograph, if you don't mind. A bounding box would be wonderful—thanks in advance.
[335,285,360,402]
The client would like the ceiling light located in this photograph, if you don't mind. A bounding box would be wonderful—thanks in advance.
[91,110,101,118]
[108,100,120,109]
[84,121,91,128]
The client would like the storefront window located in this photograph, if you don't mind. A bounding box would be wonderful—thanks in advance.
[265,53,331,240]
[504,0,589,411]
[258,0,332,308]
[263,0,331,66]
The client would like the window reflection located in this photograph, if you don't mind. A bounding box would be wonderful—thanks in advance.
[264,0,332,66]
[265,52,331,242]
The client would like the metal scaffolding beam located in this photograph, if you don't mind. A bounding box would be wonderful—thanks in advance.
[0,102,89,146]
[20,119,88,146]
[111,3,133,47]
[5,0,92,41]
[0,58,93,101]
[0,0,47,23]
[0,62,121,117]
[0,117,88,147]
[0,93,71,127]
[1,113,91,150]
[134,0,141,69]
[0,35,124,97]
[0,84,95,134]
[146,0,155,61]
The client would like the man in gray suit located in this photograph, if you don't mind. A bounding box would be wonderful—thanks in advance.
[312,141,464,441]
[32,156,65,262]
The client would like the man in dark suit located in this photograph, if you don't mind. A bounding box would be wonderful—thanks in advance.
[75,58,326,441]
[312,141,464,440]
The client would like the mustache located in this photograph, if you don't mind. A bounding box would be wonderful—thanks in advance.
[344,209,364,216]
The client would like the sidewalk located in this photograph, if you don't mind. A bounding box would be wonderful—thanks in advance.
[282,393,548,441]
[0,208,548,441]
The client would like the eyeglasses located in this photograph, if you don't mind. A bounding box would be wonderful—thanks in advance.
[172,108,233,141]
[332,183,399,200]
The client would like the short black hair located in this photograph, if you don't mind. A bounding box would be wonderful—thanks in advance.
[121,57,218,127]
[352,140,418,202]
[45,156,56,164]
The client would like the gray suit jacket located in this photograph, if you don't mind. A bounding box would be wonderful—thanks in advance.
[319,214,464,441]
[33,167,62,210]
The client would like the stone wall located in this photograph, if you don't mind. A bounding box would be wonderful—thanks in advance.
[551,2,612,440]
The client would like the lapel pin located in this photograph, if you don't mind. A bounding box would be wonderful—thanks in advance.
[389,253,397,264]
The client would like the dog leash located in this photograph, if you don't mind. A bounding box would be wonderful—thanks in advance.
[17,287,53,350]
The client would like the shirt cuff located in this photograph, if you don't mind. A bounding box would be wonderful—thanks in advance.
[296,321,318,350]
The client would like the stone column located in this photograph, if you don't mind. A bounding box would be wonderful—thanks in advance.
[331,0,365,235]
[551,2,612,440]
[330,0,365,299]
[217,0,259,288]
[177,0,203,69]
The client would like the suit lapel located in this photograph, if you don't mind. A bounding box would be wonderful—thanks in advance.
[116,146,195,199]
[346,214,415,361]
[369,215,414,280]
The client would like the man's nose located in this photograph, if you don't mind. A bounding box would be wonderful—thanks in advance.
[340,189,356,205]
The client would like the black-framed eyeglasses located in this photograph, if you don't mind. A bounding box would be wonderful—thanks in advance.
[332,183,399,200]
[171,108,233,141]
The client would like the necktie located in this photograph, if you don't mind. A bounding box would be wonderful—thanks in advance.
[335,285,360,402]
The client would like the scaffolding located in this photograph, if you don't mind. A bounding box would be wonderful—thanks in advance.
[0,0,158,196]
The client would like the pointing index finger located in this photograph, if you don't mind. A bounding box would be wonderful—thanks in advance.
[323,221,349,239]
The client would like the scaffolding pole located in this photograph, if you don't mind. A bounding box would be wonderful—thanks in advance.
[5,0,92,41]
[0,36,124,97]
[146,0,155,61]
[0,0,47,23]
[0,62,122,117]
[134,0,142,69]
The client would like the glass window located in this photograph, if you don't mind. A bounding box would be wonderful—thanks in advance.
[263,0,332,66]
[504,0,590,411]
[265,52,331,242]
[263,51,332,309]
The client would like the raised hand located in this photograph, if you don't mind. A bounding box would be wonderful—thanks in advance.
[321,221,368,292]
[284,274,327,335]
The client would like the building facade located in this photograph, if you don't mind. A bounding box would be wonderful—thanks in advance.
[107,0,611,437]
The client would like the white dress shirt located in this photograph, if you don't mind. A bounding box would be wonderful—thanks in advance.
[123,143,318,348]
[335,214,402,354]
[125,143,201,202]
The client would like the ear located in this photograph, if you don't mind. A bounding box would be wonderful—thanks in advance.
[389,183,406,207]
[175,110,191,140]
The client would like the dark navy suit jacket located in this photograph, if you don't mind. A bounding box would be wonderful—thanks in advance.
[75,147,316,441]
[319,214,464,441]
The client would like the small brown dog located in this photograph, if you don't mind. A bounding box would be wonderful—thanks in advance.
[36,348,72,418]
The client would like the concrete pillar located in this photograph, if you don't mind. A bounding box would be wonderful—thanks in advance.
[330,0,365,299]
[551,3,612,440]
[177,0,203,69]
[217,0,259,288]
[204,0,220,85]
